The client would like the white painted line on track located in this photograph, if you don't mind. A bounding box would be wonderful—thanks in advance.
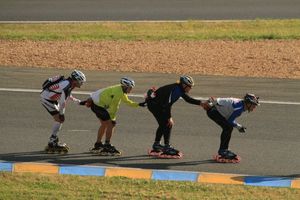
[0,20,252,24]
[1,87,299,105]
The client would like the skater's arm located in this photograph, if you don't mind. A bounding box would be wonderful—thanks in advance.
[68,94,81,104]
[121,94,139,107]
[181,93,201,105]
[227,109,243,127]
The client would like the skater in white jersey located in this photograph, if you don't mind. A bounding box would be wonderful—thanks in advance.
[40,70,86,153]
[203,93,259,163]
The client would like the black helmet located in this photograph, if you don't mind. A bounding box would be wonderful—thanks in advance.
[179,75,194,87]
[244,93,260,105]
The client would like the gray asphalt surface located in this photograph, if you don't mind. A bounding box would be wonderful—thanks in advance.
[0,66,299,177]
[0,0,300,21]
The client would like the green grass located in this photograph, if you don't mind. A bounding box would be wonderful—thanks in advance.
[1,19,300,41]
[0,172,299,200]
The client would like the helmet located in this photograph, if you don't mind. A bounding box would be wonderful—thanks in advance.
[71,70,86,83]
[244,93,260,105]
[179,75,194,87]
[120,77,135,88]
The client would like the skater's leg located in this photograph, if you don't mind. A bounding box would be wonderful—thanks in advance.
[51,121,62,137]
[219,125,233,151]
[207,109,234,151]
[96,119,107,143]
[150,108,165,145]
[154,126,164,143]
[162,124,172,146]
[49,114,63,142]
[103,120,116,144]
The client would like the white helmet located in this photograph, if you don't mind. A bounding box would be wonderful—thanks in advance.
[120,77,135,88]
[71,70,86,84]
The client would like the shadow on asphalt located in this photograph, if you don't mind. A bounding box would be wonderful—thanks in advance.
[0,151,215,170]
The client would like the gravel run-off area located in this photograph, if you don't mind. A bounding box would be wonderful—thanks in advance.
[1,40,300,79]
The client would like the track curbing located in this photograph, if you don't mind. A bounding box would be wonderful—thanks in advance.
[0,161,298,189]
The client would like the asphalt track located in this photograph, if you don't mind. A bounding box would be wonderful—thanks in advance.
[0,0,300,21]
[0,66,299,177]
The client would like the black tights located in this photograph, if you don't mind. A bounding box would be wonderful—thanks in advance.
[207,107,233,151]
[147,103,172,145]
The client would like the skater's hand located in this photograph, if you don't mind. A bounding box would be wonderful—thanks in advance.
[138,102,147,107]
[237,126,246,133]
[201,101,212,111]
[59,114,65,123]
[167,118,174,128]
[79,100,87,106]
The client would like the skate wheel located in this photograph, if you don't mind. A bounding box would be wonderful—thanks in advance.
[213,154,241,163]
[98,151,110,156]
[61,149,69,154]
[157,152,183,159]
[44,146,54,154]
[89,148,102,154]
[148,149,162,157]
[111,152,122,156]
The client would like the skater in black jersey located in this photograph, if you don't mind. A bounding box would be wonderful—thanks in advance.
[145,75,205,158]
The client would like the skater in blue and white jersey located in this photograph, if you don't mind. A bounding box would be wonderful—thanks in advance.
[40,70,86,153]
[202,93,259,163]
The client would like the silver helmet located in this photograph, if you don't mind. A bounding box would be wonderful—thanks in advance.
[120,77,135,87]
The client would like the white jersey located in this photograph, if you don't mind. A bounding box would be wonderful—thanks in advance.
[212,98,245,127]
[40,79,80,115]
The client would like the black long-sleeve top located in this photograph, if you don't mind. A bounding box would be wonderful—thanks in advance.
[151,83,201,118]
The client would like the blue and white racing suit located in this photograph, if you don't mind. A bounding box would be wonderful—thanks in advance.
[206,98,245,152]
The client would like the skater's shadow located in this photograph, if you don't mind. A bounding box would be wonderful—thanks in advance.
[0,151,152,165]
[0,151,215,169]
[109,159,216,170]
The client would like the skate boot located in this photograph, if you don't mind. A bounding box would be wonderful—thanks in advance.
[99,143,121,156]
[213,149,241,163]
[89,142,104,153]
[45,136,69,154]
[148,143,164,156]
[158,145,183,159]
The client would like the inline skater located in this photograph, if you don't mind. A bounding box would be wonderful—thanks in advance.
[202,93,260,163]
[145,75,205,159]
[40,70,86,153]
[83,77,145,156]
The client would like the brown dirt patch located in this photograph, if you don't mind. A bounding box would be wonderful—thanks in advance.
[1,40,300,79]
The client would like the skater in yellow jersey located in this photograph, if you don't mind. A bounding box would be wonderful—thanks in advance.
[82,77,146,156]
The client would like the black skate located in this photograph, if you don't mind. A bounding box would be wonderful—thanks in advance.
[148,143,164,157]
[89,142,104,153]
[213,150,241,163]
[99,144,121,156]
[45,136,69,154]
[157,145,183,159]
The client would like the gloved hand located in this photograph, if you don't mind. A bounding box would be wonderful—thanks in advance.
[237,125,246,133]
[79,100,87,105]
[201,101,212,111]
[138,102,147,107]
[59,114,65,122]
